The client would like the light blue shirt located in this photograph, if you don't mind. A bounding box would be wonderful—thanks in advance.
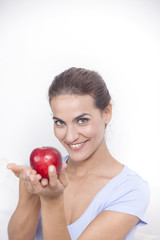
[35,156,150,240]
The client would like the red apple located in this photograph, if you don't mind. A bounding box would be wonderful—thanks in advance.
[30,146,62,178]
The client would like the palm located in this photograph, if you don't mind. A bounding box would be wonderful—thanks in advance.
[7,163,36,180]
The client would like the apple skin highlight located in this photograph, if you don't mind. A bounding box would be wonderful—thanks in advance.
[30,146,62,178]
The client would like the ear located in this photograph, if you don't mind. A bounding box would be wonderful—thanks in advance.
[104,103,112,125]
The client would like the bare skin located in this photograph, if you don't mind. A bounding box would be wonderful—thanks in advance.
[7,166,41,240]
[7,94,139,240]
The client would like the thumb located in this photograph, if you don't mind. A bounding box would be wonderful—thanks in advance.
[58,163,69,188]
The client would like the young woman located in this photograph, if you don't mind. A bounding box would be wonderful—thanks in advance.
[7,67,150,240]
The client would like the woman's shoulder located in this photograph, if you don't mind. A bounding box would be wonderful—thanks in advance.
[107,165,150,198]
[101,165,150,213]
[94,165,150,209]
[122,165,150,192]
[100,165,150,225]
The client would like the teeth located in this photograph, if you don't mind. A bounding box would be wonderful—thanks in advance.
[70,143,83,148]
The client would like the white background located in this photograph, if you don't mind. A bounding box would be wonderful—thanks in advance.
[0,0,160,238]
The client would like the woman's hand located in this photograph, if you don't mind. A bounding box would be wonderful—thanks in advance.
[8,162,69,199]
[7,163,42,194]
[29,163,69,199]
[7,163,39,181]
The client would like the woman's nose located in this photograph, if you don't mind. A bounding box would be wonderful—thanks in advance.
[65,124,79,143]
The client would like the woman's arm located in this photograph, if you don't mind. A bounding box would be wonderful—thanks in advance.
[22,163,71,240]
[78,210,139,240]
[40,196,71,240]
[8,162,70,240]
[39,164,71,240]
[7,164,41,240]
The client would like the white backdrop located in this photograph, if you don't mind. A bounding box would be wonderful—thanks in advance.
[0,0,160,239]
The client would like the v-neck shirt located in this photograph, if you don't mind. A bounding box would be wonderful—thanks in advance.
[35,156,150,240]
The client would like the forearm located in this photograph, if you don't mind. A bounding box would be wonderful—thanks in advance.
[8,180,41,240]
[40,195,71,240]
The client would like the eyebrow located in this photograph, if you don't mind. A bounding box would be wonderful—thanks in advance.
[52,113,92,122]
[74,113,92,121]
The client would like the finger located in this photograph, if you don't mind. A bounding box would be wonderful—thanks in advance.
[26,174,42,193]
[41,178,49,187]
[58,163,69,188]
[7,163,25,180]
[29,174,42,183]
[7,163,19,172]
[30,169,37,175]
[48,165,57,188]
[25,169,37,181]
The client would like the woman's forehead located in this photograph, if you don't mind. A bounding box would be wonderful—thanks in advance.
[51,94,94,108]
[50,94,99,118]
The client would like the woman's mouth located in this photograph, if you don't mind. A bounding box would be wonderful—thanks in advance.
[67,140,88,150]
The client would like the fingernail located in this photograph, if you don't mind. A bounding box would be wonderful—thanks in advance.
[30,176,34,181]
[49,166,54,172]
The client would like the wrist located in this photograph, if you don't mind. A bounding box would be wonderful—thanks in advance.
[18,180,40,207]
[18,193,40,209]
[40,193,64,207]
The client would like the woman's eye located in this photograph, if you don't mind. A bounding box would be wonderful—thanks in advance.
[78,118,89,124]
[54,120,65,126]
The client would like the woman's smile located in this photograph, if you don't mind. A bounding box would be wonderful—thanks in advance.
[66,140,89,151]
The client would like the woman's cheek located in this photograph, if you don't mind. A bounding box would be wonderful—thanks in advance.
[84,121,105,139]
[54,127,65,140]
[82,124,97,137]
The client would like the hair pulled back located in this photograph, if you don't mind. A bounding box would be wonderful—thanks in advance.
[48,67,111,110]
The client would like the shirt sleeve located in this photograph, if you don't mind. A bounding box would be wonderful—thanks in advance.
[103,174,150,226]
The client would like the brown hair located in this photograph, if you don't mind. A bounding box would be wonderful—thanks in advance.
[48,67,111,110]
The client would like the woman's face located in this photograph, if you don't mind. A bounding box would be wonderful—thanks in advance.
[50,94,111,162]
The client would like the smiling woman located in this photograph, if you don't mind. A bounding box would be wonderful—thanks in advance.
[7,67,150,240]
[50,94,111,163]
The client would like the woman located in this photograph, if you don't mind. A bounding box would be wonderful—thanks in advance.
[7,67,150,240]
